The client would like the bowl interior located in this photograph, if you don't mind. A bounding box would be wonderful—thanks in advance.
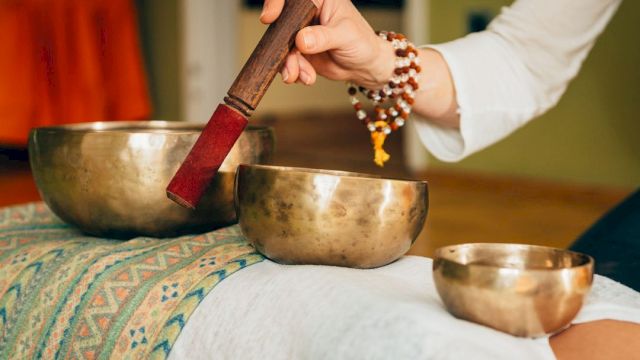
[241,164,427,185]
[436,243,592,271]
[34,121,272,134]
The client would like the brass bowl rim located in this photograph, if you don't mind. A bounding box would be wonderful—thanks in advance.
[30,121,272,135]
[238,164,428,186]
[434,243,594,273]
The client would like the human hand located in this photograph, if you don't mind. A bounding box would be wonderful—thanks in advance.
[260,0,395,88]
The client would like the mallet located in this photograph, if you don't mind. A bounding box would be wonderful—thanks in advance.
[167,0,317,209]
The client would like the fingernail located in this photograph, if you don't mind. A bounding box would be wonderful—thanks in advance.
[302,32,316,50]
[299,70,311,85]
[281,69,289,82]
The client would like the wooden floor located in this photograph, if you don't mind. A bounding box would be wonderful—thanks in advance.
[1,112,632,257]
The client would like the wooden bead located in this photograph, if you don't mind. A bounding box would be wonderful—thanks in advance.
[390,123,399,131]
[348,86,357,95]
[396,49,407,57]
[388,81,396,89]
[354,103,362,111]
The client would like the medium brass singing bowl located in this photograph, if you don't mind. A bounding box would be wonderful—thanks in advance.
[29,121,274,238]
[235,164,429,268]
[433,243,594,337]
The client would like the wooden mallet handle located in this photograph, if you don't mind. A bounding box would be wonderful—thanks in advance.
[225,0,317,116]
[167,0,317,209]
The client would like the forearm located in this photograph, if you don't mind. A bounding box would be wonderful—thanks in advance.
[411,48,459,129]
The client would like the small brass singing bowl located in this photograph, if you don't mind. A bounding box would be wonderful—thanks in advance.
[235,165,429,268]
[433,243,594,337]
[29,121,274,238]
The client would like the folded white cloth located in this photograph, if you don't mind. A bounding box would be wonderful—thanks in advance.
[170,256,640,360]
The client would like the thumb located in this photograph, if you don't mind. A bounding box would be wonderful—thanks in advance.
[296,23,349,55]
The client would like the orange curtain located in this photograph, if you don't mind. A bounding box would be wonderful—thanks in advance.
[0,0,152,145]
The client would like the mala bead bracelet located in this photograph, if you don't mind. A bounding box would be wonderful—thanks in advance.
[348,31,422,167]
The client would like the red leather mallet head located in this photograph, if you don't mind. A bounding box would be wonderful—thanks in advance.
[167,0,317,209]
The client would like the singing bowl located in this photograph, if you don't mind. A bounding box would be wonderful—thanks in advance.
[235,164,429,268]
[433,243,594,337]
[29,121,274,238]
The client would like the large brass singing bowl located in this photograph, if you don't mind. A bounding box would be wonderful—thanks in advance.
[29,121,274,238]
[235,165,429,268]
[433,243,594,337]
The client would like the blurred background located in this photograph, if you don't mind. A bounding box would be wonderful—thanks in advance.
[1,0,638,255]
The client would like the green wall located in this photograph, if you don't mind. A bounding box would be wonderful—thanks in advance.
[429,0,640,188]
[136,0,181,121]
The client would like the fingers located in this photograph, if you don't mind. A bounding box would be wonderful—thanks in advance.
[295,21,353,55]
[281,51,317,85]
[281,51,299,84]
[297,53,317,85]
[306,52,349,81]
[260,0,284,24]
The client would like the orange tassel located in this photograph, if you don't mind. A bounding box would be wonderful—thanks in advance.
[371,121,390,167]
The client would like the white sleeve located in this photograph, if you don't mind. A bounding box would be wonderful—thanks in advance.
[415,0,622,162]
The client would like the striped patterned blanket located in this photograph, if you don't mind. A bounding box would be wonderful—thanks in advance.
[0,203,263,359]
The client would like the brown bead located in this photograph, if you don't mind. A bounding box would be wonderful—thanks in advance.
[348,86,357,95]
[395,104,402,111]
[377,90,385,98]
[415,65,422,73]
[406,97,415,105]
[400,111,409,120]
[389,93,397,99]
[394,68,403,75]
[396,33,406,40]
[390,123,399,131]
[388,31,396,40]
[395,49,407,57]
[374,106,383,113]
[354,103,362,111]
[403,67,410,74]
[363,117,371,124]
[388,81,396,89]
[398,82,406,88]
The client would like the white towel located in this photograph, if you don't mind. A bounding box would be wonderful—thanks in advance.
[170,256,640,360]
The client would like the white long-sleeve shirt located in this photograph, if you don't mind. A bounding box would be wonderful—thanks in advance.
[415,0,622,162]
